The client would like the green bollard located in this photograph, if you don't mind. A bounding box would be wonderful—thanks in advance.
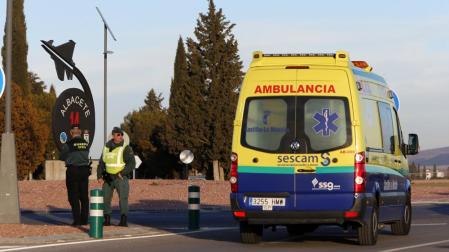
[89,189,104,239]
[188,185,200,230]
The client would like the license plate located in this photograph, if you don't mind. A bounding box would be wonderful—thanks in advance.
[249,197,285,211]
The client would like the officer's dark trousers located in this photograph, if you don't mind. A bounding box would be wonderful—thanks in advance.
[103,176,129,215]
[66,166,90,225]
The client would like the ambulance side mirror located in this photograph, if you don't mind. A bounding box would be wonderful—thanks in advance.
[407,134,419,155]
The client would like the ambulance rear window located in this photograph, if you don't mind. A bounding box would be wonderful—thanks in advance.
[241,96,351,153]
[242,98,292,152]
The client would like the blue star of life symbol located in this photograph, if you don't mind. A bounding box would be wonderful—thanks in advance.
[313,108,339,136]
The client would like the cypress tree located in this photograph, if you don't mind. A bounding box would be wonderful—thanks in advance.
[1,0,30,95]
[166,36,208,173]
[185,37,209,172]
[188,0,243,176]
[166,37,188,155]
[143,88,164,112]
[46,85,58,159]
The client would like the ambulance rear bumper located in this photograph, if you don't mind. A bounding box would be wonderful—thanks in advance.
[230,193,375,226]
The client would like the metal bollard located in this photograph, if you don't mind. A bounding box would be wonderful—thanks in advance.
[188,185,200,230]
[89,189,104,239]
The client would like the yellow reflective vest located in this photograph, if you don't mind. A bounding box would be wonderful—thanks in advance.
[102,144,127,174]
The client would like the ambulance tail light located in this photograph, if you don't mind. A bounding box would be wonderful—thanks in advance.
[354,152,366,193]
[344,211,359,218]
[233,211,246,218]
[230,153,238,193]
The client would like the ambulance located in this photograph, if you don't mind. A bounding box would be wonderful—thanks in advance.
[229,51,419,245]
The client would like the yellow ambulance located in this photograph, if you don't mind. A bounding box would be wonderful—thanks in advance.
[229,51,419,245]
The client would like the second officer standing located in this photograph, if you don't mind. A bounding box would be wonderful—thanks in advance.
[60,124,91,226]
[97,127,135,227]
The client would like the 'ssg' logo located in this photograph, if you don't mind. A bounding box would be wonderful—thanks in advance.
[312,178,341,191]
[318,182,335,191]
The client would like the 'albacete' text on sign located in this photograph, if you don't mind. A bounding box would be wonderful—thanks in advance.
[60,95,91,118]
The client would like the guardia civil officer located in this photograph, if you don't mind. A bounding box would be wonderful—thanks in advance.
[97,127,135,227]
[60,124,91,226]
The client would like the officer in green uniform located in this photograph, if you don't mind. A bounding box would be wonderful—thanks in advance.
[97,127,135,227]
[60,124,91,226]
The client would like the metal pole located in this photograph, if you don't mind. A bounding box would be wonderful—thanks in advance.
[188,185,200,230]
[5,0,12,133]
[104,24,107,144]
[0,0,20,224]
[96,7,116,144]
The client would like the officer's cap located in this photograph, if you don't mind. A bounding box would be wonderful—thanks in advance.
[112,127,123,134]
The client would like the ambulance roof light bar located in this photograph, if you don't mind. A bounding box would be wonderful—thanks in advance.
[253,51,349,60]
[352,61,373,72]
[252,51,350,67]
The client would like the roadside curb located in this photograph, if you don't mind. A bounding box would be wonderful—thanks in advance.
[21,207,230,214]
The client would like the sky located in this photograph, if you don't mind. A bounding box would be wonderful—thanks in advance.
[0,0,448,157]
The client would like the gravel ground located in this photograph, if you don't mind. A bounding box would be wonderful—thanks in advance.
[411,179,449,202]
[19,179,229,211]
[0,179,447,239]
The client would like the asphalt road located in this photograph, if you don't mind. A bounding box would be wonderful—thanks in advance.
[4,203,449,252]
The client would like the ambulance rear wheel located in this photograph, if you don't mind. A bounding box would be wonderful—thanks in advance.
[240,221,263,244]
[391,195,412,235]
[357,202,379,245]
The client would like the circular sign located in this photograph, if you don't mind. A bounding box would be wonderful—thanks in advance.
[123,131,130,146]
[180,150,194,164]
[52,88,95,151]
[0,67,5,98]
[59,132,68,144]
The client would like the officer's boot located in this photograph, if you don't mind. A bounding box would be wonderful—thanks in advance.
[104,214,111,226]
[118,214,128,227]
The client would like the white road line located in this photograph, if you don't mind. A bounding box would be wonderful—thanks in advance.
[0,227,237,252]
[412,223,448,226]
[380,239,449,252]
[412,201,449,205]
[0,247,21,250]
